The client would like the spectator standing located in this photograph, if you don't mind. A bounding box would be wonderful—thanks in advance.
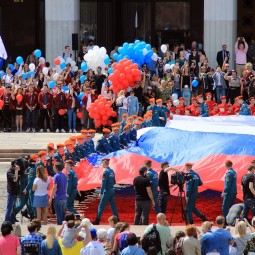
[213,216,233,255]
[25,85,37,133]
[49,162,67,225]
[212,66,227,103]
[0,221,21,255]
[62,46,72,61]
[77,45,87,68]
[116,90,128,122]
[107,215,118,245]
[120,232,145,255]
[127,90,139,116]
[112,222,131,253]
[235,37,248,76]
[182,224,201,255]
[32,165,50,224]
[216,44,230,68]
[133,166,155,225]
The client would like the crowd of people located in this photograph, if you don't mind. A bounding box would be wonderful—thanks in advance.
[1,37,255,133]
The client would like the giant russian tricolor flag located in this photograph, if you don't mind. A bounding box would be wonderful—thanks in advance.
[76,116,255,200]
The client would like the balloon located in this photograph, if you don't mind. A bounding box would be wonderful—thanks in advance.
[8,64,14,71]
[0,88,4,95]
[172,93,178,101]
[34,49,42,58]
[108,68,113,74]
[49,81,56,89]
[29,63,35,71]
[71,61,76,67]
[104,56,110,65]
[77,112,83,119]
[62,86,69,92]
[54,58,60,65]
[42,67,49,75]
[53,73,59,81]
[107,120,113,126]
[80,101,84,107]
[161,44,167,53]
[16,56,23,65]
[66,57,72,64]
[142,48,148,56]
[151,53,158,61]
[16,94,23,103]
[58,109,66,115]
[173,99,180,106]
[29,71,35,77]
[80,75,86,83]
[78,92,85,101]
[21,73,27,80]
[164,64,171,72]
[72,66,78,72]
[0,100,4,108]
[81,62,88,72]
[111,111,117,117]
[39,57,45,64]
[60,62,66,69]
[192,79,199,88]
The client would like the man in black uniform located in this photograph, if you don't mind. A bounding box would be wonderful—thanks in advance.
[133,166,155,225]
[241,165,255,220]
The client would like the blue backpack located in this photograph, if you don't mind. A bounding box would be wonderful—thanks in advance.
[119,232,129,251]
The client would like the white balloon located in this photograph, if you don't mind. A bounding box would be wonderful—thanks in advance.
[39,57,45,64]
[60,58,65,63]
[66,57,72,64]
[151,53,158,61]
[161,44,167,53]
[71,61,76,67]
[83,54,89,61]
[99,47,107,55]
[164,64,171,72]
[42,67,48,75]
[142,48,148,56]
[53,73,59,81]
[93,45,100,51]
[172,94,178,101]
[173,99,180,106]
[72,66,78,72]
[29,63,35,71]
[170,64,175,70]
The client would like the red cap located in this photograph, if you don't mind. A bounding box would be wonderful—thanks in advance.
[81,129,88,134]
[102,128,111,134]
[122,113,128,117]
[221,96,226,100]
[149,98,155,103]
[38,151,47,156]
[185,162,193,167]
[77,135,84,140]
[47,143,54,150]
[88,129,96,133]
[69,136,77,141]
[56,143,64,148]
[101,158,110,162]
[156,99,162,103]
[65,159,74,164]
[64,140,73,146]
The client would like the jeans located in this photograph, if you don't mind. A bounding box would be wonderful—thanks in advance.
[215,86,226,103]
[159,193,169,214]
[152,190,161,213]
[138,104,143,117]
[5,193,17,224]
[118,108,128,122]
[243,198,255,220]
[67,109,77,130]
[134,200,151,225]
[26,109,36,129]
[53,199,67,225]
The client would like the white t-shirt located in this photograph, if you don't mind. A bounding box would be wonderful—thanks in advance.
[80,241,105,255]
[107,227,115,243]
[33,177,49,196]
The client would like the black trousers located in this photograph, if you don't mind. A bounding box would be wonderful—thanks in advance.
[38,109,51,130]
[54,109,65,130]
[228,87,240,104]
[2,106,12,129]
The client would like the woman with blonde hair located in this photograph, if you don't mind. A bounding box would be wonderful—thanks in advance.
[41,225,62,255]
[116,90,128,121]
[32,166,50,224]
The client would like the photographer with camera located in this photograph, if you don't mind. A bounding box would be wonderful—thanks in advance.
[5,160,20,224]
[235,37,248,77]
[168,162,208,224]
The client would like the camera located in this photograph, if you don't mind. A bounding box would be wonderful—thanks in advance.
[11,156,29,175]
[171,172,192,191]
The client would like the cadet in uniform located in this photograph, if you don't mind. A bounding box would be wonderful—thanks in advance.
[65,159,79,215]
[75,135,86,161]
[46,143,55,177]
[119,124,131,148]
[53,144,64,168]
[221,160,237,221]
[96,128,113,154]
[197,94,209,117]
[120,113,128,133]
[146,98,165,126]
[144,160,161,213]
[238,96,251,115]
[108,127,121,151]
[69,136,77,147]
[64,140,77,163]
[129,121,140,142]
[88,129,96,153]
[156,99,168,127]
[35,150,47,169]
[93,158,119,224]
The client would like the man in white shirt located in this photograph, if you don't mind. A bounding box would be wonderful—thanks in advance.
[80,228,105,255]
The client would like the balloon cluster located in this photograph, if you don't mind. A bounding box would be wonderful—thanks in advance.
[108,59,141,94]
[83,46,110,73]
[53,56,78,73]
[87,95,117,128]
[113,40,157,67]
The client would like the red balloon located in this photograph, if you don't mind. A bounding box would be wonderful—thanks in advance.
[94,99,99,105]
[106,110,113,117]
[102,115,108,121]
[0,88,4,95]
[89,112,95,118]
[100,109,106,115]
[16,94,23,103]
[122,79,129,87]
[94,113,101,120]
[54,58,60,65]
[98,102,104,109]
[93,107,98,113]
[102,120,108,126]
[77,112,83,119]
[134,75,142,82]
[107,120,113,126]
[119,73,125,80]
[58,109,66,115]
[111,111,117,117]
[0,100,4,108]
[95,120,101,128]
[125,67,131,73]
[98,95,104,100]
[105,103,110,109]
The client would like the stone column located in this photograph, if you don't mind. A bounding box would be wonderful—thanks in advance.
[204,0,237,69]
[45,0,80,63]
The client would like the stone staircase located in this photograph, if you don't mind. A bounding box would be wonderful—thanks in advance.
[0,149,38,162]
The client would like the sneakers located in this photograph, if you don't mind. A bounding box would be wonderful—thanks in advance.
[47,129,50,133]
[39,129,44,133]
[73,129,77,133]
[61,129,66,133]
[69,129,72,133]
[32,128,35,133]
[26,128,30,133]
[16,128,19,132]
[55,129,59,133]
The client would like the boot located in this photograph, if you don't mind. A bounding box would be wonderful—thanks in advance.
[201,214,208,222]
[92,218,100,225]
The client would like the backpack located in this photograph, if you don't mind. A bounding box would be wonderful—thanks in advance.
[142,224,162,254]
[119,232,129,251]
[175,237,184,255]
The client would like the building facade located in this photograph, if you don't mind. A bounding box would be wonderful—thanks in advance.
[0,0,253,68]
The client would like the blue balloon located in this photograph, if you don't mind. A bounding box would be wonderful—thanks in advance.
[192,79,199,88]
[60,62,66,69]
[49,80,56,89]
[62,85,69,91]
[104,56,110,65]
[78,92,84,101]
[80,75,86,83]
[134,40,140,45]
[8,64,14,71]
[16,56,23,65]
[113,53,119,60]
[123,42,129,49]
[21,73,27,80]
[29,71,35,77]
[80,101,84,107]
[81,62,88,72]
[34,49,42,58]
[145,44,152,50]
[147,50,153,57]
[108,68,113,74]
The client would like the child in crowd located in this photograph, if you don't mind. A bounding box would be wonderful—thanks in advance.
[107,215,118,245]
[78,218,93,239]
[182,85,191,106]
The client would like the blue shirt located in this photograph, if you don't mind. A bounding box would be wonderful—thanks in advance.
[101,167,116,194]
[53,172,67,200]
[109,135,121,151]
[96,137,113,154]
[41,239,62,255]
[200,230,220,255]
[146,168,159,191]
[200,102,209,117]
[121,245,145,255]
[224,168,237,195]
[186,170,203,197]
[21,233,43,255]
[67,168,78,195]
[212,228,233,255]
[240,102,251,115]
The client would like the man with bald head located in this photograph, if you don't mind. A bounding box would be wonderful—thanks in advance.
[142,213,171,255]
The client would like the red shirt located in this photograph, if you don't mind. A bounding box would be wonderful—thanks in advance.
[218,103,228,116]
[0,234,20,255]
[210,109,219,116]
[54,92,67,109]
[38,91,53,109]
[250,104,255,115]
[206,100,216,111]
[24,92,38,109]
